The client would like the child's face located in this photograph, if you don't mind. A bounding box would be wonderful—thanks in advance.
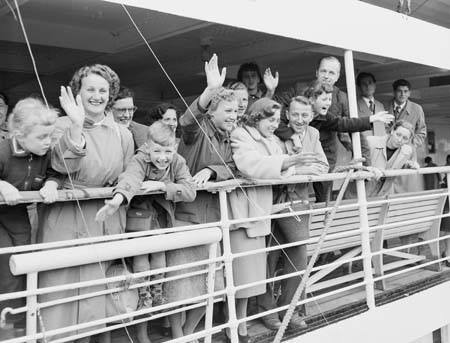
[257,110,280,138]
[287,102,313,133]
[79,73,110,118]
[312,92,332,115]
[18,124,54,156]
[210,100,238,133]
[147,140,175,170]
[160,109,177,132]
[241,71,260,91]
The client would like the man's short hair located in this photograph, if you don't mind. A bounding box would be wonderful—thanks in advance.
[392,79,411,91]
[147,121,176,146]
[116,86,135,101]
[356,72,376,88]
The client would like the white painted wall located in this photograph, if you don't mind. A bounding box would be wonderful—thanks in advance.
[286,280,450,343]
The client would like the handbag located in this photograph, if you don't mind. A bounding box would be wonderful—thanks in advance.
[105,262,139,323]
[126,208,156,232]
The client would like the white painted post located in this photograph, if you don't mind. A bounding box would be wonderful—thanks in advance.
[219,190,239,343]
[26,272,38,343]
[204,242,218,343]
[344,49,376,309]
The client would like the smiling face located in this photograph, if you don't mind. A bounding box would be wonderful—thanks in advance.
[17,124,54,156]
[233,89,249,118]
[394,85,410,105]
[256,110,280,138]
[287,102,313,134]
[210,100,238,133]
[147,140,175,170]
[112,97,135,127]
[387,126,412,149]
[312,91,332,115]
[241,71,260,92]
[78,73,110,120]
[316,59,340,87]
[160,108,178,132]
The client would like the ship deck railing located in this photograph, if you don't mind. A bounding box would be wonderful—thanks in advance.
[0,166,449,343]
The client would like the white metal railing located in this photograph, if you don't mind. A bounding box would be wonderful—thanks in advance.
[0,167,449,343]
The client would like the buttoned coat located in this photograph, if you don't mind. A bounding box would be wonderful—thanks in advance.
[229,125,292,238]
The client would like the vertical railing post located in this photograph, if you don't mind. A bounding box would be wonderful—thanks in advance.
[26,272,38,343]
[204,241,218,343]
[344,49,376,309]
[219,190,239,343]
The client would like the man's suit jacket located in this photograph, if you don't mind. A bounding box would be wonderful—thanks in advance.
[357,97,385,136]
[386,100,427,148]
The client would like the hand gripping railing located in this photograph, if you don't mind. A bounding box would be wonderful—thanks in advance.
[5,227,222,343]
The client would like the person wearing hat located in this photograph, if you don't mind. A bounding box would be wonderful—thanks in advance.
[0,92,9,140]
[229,97,319,339]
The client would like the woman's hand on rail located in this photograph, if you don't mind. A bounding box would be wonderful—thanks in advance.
[404,160,420,169]
[205,54,226,91]
[295,164,323,176]
[39,181,59,203]
[365,166,383,180]
[370,111,394,124]
[282,152,318,170]
[0,180,22,205]
[95,194,124,222]
[193,168,213,187]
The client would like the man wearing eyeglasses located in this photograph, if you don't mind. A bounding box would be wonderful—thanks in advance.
[112,87,149,149]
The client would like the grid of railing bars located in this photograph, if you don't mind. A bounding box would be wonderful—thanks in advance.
[0,167,449,343]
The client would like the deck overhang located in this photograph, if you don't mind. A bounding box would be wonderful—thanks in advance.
[102,0,450,70]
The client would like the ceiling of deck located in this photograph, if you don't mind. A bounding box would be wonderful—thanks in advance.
[0,0,449,125]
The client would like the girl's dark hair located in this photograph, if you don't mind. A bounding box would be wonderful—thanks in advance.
[237,62,263,83]
[147,102,179,124]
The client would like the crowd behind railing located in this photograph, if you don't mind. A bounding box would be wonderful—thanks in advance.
[0,53,449,343]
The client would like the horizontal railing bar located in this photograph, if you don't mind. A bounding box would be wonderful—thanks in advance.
[1,166,448,205]
[0,221,221,255]
[10,228,222,275]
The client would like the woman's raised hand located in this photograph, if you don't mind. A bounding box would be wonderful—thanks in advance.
[263,67,279,93]
[205,54,226,90]
[59,86,85,127]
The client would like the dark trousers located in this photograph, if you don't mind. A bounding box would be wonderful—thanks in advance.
[313,181,332,203]
[257,203,310,317]
[0,205,31,322]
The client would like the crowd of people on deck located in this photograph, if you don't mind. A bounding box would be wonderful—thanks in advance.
[0,52,445,343]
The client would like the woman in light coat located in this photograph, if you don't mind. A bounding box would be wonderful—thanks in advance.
[229,98,318,340]
[38,64,134,342]
[366,120,419,197]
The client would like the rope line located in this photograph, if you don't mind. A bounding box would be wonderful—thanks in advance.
[13,2,135,341]
[120,3,333,330]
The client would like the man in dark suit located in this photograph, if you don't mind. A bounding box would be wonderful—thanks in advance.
[356,72,386,136]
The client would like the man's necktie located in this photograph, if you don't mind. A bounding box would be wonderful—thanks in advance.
[394,105,401,119]
[369,100,375,114]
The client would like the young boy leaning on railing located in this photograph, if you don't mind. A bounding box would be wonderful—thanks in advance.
[95,121,196,343]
